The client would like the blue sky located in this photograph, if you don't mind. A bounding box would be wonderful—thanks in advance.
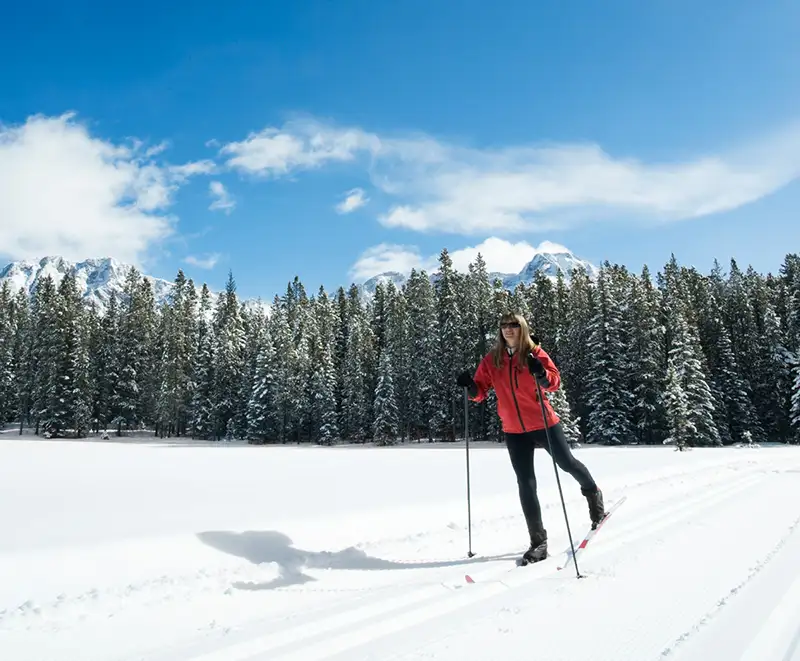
[1,0,799,300]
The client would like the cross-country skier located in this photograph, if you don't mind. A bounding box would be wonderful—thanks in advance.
[456,312,606,564]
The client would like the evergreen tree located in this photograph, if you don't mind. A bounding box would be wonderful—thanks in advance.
[372,349,399,445]
[405,269,439,440]
[384,284,411,440]
[435,248,463,441]
[628,266,665,444]
[212,272,247,439]
[559,266,594,437]
[664,310,721,447]
[584,265,634,445]
[0,282,18,424]
[246,333,277,443]
[314,339,340,445]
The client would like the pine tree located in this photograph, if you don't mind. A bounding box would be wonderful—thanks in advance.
[385,283,411,441]
[29,275,60,436]
[559,266,594,437]
[314,339,340,445]
[189,285,215,439]
[246,334,277,443]
[628,266,665,444]
[0,281,18,424]
[212,272,247,439]
[405,269,439,440]
[584,265,634,445]
[664,310,721,447]
[372,349,399,445]
[435,248,463,441]
[466,254,496,441]
[340,303,369,442]
[662,361,691,450]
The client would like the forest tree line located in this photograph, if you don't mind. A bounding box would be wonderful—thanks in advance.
[1,249,799,447]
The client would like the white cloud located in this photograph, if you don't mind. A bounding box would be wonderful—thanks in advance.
[171,160,216,179]
[184,253,221,269]
[448,238,569,274]
[219,118,380,177]
[349,243,431,282]
[335,187,368,214]
[0,112,209,265]
[221,116,800,235]
[209,181,235,213]
[349,237,571,282]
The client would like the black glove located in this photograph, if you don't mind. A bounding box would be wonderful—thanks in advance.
[526,353,547,383]
[456,370,478,397]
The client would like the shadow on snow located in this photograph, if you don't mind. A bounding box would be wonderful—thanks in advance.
[196,529,515,591]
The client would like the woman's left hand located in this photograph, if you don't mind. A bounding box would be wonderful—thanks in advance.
[526,353,546,379]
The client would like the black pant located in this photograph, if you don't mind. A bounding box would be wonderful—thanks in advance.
[505,423,597,544]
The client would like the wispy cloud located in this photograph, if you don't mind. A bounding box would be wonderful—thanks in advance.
[184,253,221,269]
[171,159,216,179]
[220,117,800,235]
[335,187,368,214]
[0,112,208,265]
[209,181,235,213]
[219,118,379,177]
[349,237,568,282]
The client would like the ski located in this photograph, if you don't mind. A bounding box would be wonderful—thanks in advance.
[462,495,626,583]
[557,494,627,571]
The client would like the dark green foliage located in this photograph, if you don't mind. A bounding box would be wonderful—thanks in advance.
[2,251,799,446]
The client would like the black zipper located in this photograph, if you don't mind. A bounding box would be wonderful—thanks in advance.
[509,358,526,431]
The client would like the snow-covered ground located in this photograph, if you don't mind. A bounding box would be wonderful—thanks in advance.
[2,433,800,661]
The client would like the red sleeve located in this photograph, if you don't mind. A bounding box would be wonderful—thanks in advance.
[470,353,494,402]
[534,347,561,392]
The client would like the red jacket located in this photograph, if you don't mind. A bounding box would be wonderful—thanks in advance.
[470,346,561,434]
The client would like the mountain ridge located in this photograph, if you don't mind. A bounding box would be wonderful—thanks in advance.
[1,246,599,312]
[359,247,599,297]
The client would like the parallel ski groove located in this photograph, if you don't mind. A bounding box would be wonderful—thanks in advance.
[167,464,766,661]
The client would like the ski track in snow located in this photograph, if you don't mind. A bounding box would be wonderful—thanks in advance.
[1,440,799,661]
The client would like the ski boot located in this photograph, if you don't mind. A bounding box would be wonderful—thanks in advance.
[582,487,606,529]
[520,532,548,565]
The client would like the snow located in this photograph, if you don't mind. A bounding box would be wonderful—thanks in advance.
[1,433,799,661]
[358,247,598,299]
[0,256,175,312]
[0,256,270,316]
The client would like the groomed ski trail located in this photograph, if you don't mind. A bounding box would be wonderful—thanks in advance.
[3,443,799,661]
[116,453,788,661]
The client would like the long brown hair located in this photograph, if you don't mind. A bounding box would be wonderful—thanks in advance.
[491,312,539,369]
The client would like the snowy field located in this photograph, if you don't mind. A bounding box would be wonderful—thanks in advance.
[2,433,800,661]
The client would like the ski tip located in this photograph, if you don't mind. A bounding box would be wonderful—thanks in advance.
[465,574,475,583]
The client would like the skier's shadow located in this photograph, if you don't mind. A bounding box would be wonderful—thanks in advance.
[196,530,514,591]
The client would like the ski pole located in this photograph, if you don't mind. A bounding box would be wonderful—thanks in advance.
[534,376,582,578]
[464,386,475,558]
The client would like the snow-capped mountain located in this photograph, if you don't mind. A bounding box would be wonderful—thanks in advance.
[359,271,408,297]
[0,256,273,316]
[500,248,599,290]
[0,256,176,312]
[359,247,599,297]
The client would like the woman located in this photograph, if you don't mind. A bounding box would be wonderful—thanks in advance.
[456,312,605,564]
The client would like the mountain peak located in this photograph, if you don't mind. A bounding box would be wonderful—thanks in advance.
[507,249,599,288]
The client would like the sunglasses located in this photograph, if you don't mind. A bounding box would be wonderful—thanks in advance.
[500,322,520,329]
